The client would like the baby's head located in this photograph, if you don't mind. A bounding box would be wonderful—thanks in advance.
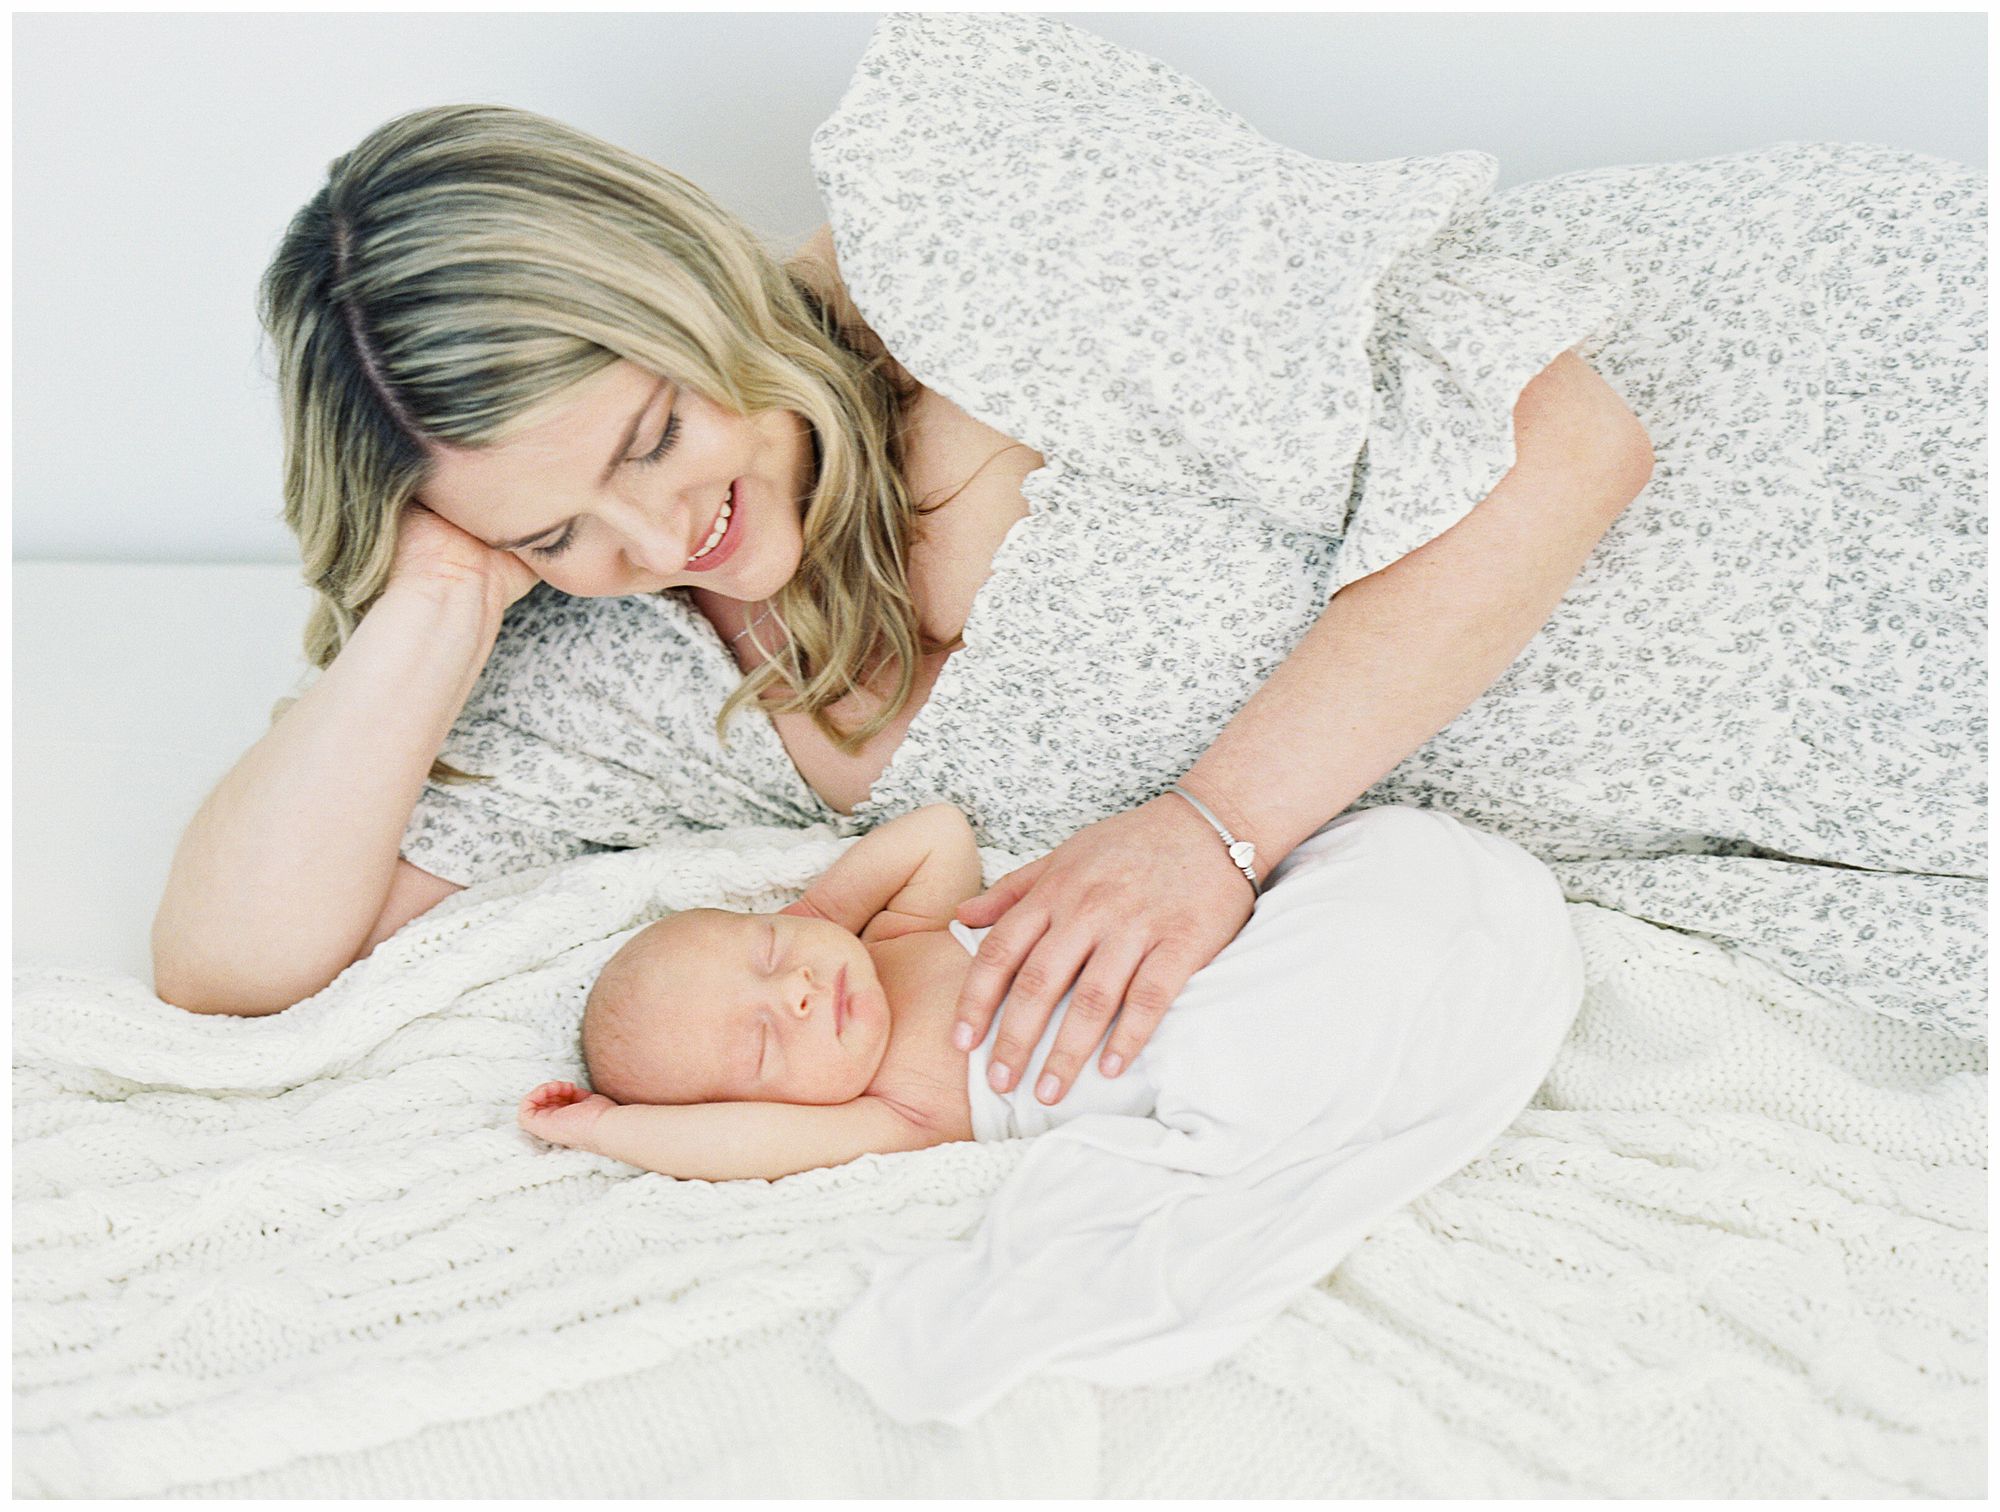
[582,907,889,1106]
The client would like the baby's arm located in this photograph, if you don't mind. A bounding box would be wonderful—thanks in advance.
[519,1081,939,1181]
[783,803,982,943]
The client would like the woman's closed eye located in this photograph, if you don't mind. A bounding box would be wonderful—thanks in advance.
[527,523,577,560]
[631,408,683,469]
[527,409,684,560]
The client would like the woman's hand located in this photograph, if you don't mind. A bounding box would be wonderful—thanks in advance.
[388,501,541,617]
[950,794,1257,1105]
[518,1080,617,1150]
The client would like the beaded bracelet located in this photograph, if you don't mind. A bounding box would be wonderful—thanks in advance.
[1166,785,1260,897]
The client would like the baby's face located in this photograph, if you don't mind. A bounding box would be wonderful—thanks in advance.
[602,908,891,1105]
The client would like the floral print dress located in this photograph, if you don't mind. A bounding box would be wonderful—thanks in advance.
[399,13,1985,1035]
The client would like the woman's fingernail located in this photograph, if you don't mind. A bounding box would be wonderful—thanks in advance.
[988,1062,1012,1093]
[1036,1073,1060,1103]
[1101,1054,1123,1078]
[953,1022,976,1051]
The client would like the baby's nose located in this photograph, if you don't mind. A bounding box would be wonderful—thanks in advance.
[785,967,816,1016]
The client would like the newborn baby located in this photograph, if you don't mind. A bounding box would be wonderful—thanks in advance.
[519,803,987,1180]
[520,800,1586,1423]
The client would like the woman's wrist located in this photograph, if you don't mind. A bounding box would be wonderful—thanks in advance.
[375,571,513,649]
[363,578,512,714]
[1163,771,1283,887]
[1163,785,1260,896]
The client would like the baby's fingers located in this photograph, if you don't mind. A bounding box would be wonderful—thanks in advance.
[520,1080,580,1115]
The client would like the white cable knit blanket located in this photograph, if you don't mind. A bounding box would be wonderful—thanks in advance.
[12,826,1987,1498]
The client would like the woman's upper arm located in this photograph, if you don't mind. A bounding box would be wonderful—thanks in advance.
[359,857,463,958]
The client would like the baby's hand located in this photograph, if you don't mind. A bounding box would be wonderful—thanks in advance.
[518,1080,616,1150]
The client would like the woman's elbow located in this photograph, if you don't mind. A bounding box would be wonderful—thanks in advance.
[1519,350,1654,517]
[152,974,295,1018]
[149,922,315,1018]
[1612,409,1656,505]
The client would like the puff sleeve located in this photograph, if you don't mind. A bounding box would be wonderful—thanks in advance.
[810,12,1622,585]
[1330,213,1624,593]
[396,588,833,888]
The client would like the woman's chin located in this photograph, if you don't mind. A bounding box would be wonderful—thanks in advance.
[736,548,804,603]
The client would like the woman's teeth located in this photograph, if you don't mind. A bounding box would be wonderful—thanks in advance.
[689,488,733,561]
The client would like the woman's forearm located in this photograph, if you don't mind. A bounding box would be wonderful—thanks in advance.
[1181,357,1655,870]
[151,581,504,1015]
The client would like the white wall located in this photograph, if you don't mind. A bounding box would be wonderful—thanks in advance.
[14,9,1985,563]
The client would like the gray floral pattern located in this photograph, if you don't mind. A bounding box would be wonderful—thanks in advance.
[401,13,1985,1036]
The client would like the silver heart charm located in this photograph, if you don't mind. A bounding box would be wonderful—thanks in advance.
[1227,840,1256,869]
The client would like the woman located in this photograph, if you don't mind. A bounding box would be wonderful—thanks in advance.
[154,15,1985,1093]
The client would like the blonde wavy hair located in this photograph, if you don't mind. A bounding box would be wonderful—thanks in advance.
[259,103,963,782]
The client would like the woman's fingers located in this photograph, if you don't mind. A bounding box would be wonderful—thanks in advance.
[1096,949,1199,1080]
[955,857,1048,928]
[1027,936,1150,1103]
[983,927,1097,1095]
[947,796,1256,1101]
[951,901,1049,1052]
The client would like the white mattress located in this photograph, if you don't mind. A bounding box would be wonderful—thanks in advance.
[12,561,319,983]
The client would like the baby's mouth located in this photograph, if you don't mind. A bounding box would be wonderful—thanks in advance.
[833,966,848,1035]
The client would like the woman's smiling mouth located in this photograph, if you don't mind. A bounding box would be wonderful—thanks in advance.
[683,480,745,572]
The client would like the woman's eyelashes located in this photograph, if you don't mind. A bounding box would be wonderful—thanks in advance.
[632,409,683,468]
[527,410,684,560]
[528,524,576,560]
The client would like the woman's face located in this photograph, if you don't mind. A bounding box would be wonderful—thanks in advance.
[418,358,817,601]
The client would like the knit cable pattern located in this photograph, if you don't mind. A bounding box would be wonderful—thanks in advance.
[13,826,1986,1497]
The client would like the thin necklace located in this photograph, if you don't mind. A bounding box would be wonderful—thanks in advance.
[730,600,785,647]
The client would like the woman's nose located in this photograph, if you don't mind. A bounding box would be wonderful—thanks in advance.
[601,493,691,576]
[622,517,687,576]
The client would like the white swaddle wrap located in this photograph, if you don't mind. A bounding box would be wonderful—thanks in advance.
[828,805,1587,1425]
